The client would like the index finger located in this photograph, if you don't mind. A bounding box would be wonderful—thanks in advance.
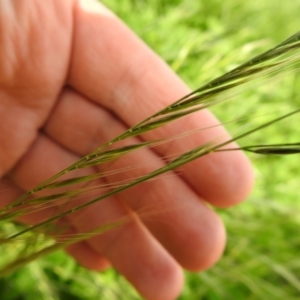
[68,0,254,207]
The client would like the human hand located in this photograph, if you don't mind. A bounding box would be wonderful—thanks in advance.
[0,0,254,299]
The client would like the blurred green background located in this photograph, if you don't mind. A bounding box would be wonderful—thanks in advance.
[2,0,300,299]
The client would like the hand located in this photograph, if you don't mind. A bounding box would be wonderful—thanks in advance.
[0,0,254,299]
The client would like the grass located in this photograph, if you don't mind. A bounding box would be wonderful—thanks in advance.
[2,0,300,299]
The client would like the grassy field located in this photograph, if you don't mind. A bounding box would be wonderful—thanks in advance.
[2,0,300,299]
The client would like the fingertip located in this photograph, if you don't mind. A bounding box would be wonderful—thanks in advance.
[210,149,255,208]
[180,208,226,272]
[66,242,111,271]
[138,261,184,300]
[151,260,184,300]
[231,151,255,205]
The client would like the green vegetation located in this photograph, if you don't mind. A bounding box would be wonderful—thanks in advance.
[2,0,300,299]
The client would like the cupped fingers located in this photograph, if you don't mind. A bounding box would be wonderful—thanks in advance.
[45,88,226,271]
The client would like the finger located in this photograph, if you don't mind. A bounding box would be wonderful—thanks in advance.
[0,105,40,177]
[45,88,226,271]
[101,216,184,300]
[67,197,184,300]
[68,1,254,207]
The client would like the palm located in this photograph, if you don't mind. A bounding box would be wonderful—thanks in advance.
[0,0,73,174]
[0,1,253,299]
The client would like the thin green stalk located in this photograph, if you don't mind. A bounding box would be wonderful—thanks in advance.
[10,31,300,205]
[7,108,300,241]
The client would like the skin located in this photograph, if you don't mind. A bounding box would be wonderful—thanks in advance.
[0,0,254,299]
